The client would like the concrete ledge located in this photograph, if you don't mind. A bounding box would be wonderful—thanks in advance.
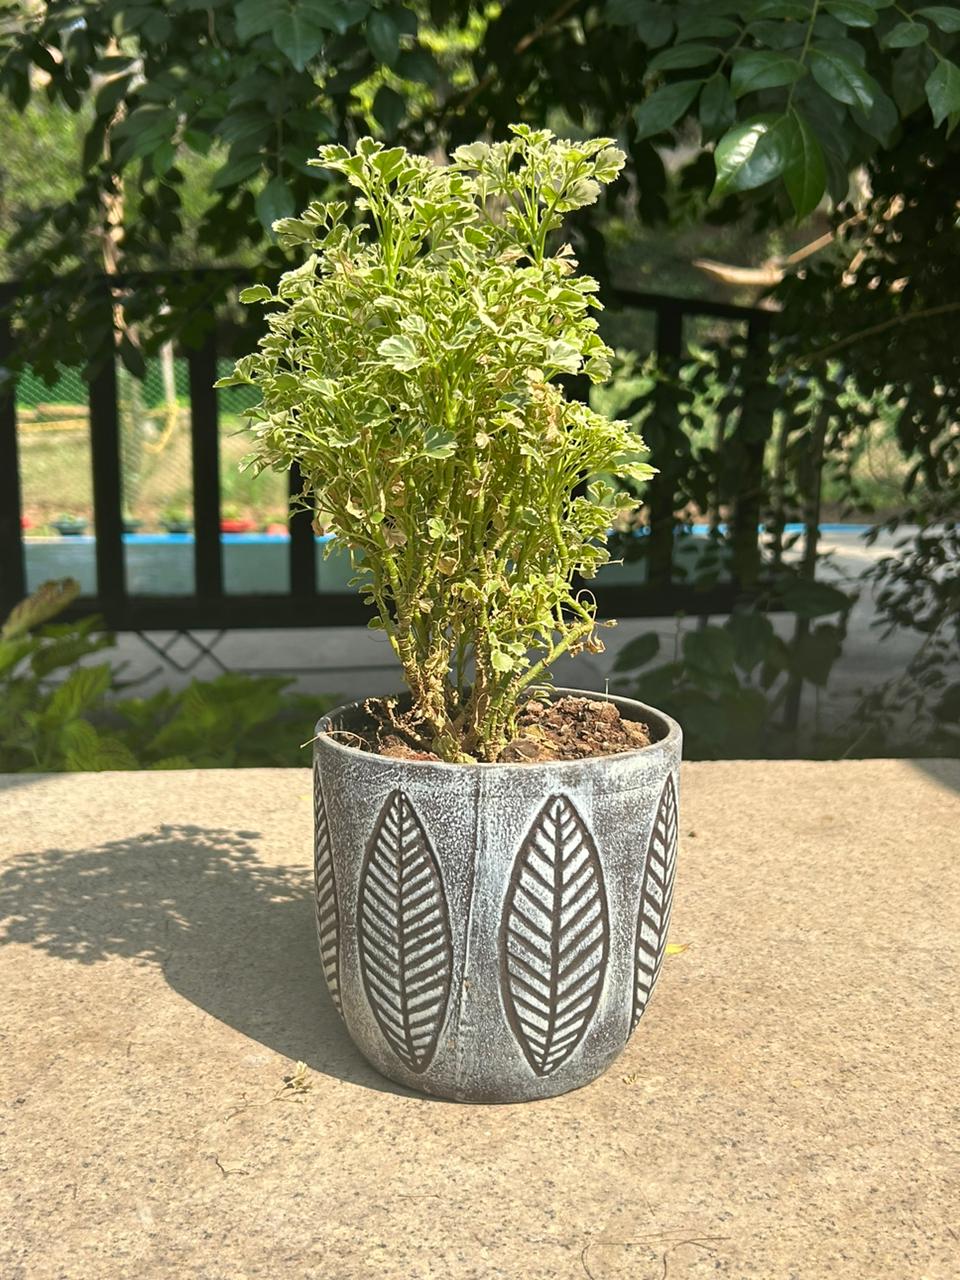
[1,760,958,1279]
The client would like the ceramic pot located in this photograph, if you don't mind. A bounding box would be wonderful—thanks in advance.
[313,688,681,1103]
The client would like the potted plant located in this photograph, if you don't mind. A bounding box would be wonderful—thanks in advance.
[52,514,88,536]
[220,127,682,1103]
[220,504,257,534]
[160,507,192,535]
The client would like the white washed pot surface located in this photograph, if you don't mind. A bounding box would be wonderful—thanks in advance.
[313,688,681,1103]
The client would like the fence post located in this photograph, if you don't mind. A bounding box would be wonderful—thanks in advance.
[288,461,317,596]
[88,283,126,607]
[783,398,830,732]
[731,312,774,590]
[0,302,25,614]
[188,334,223,599]
[647,302,683,590]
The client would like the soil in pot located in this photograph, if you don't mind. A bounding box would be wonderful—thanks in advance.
[349,694,651,763]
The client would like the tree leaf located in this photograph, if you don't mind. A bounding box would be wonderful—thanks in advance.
[372,84,405,134]
[727,610,776,674]
[239,284,272,303]
[852,86,900,143]
[790,623,844,685]
[892,44,935,113]
[255,177,295,231]
[606,0,675,46]
[633,79,702,140]
[306,0,366,31]
[809,46,879,111]
[395,47,439,83]
[917,6,960,33]
[366,9,400,65]
[273,7,326,70]
[631,774,678,1030]
[677,14,738,40]
[235,0,284,41]
[683,625,736,676]
[648,43,722,72]
[783,110,826,217]
[822,0,880,26]
[501,794,610,1074]
[713,115,791,195]
[881,21,929,47]
[749,0,810,16]
[700,73,737,136]
[926,58,960,127]
[211,151,262,190]
[731,50,806,97]
[613,631,660,672]
[95,74,132,117]
[358,790,453,1072]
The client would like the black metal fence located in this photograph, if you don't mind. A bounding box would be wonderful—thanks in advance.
[0,270,773,629]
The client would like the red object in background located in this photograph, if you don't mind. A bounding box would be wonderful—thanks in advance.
[220,518,256,533]
[265,523,289,535]
[20,516,31,530]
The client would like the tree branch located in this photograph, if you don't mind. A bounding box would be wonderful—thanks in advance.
[788,302,960,369]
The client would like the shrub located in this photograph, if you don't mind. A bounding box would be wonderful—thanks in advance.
[0,579,335,771]
[220,126,654,761]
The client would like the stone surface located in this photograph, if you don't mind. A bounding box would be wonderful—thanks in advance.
[0,760,958,1279]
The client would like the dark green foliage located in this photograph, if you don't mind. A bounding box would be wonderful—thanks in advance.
[613,582,855,760]
[3,2,959,371]
[0,580,335,772]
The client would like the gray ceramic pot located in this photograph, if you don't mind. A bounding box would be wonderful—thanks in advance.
[313,688,681,1103]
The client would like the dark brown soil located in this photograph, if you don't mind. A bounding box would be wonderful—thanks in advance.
[498,695,651,762]
[337,694,651,763]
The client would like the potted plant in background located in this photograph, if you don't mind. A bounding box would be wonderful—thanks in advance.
[220,503,257,534]
[51,514,88,537]
[220,127,682,1103]
[159,506,192,535]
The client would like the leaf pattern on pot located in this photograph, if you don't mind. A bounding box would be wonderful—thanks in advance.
[631,773,679,1031]
[358,790,453,1073]
[313,767,342,1015]
[501,794,609,1077]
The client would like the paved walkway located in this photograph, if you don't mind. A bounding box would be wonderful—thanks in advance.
[1,761,958,1279]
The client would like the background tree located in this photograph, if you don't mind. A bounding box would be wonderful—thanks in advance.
[2,0,958,369]
[1,0,957,756]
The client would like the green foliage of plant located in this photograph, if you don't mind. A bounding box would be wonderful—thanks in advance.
[219,128,653,761]
[621,0,960,217]
[0,580,335,772]
[613,581,854,758]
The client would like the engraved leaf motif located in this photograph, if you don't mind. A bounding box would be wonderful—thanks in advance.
[313,767,341,1014]
[631,773,679,1031]
[501,794,609,1077]
[358,790,453,1073]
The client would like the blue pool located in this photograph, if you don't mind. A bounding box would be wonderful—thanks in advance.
[23,525,870,596]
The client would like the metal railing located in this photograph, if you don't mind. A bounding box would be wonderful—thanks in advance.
[0,271,774,628]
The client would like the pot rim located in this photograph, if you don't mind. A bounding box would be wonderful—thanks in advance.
[314,686,681,773]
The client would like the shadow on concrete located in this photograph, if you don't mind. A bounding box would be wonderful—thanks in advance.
[907,758,960,794]
[0,824,417,1098]
[0,773,58,791]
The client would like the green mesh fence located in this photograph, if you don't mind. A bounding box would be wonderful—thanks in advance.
[17,356,286,533]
